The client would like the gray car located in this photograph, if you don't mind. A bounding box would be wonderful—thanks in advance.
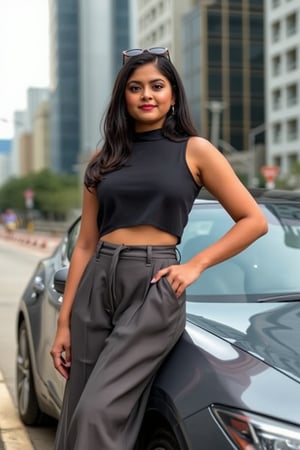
[16,188,300,449]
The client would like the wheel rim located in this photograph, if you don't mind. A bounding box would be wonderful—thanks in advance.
[17,327,31,416]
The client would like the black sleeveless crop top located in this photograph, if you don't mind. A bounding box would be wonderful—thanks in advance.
[96,129,201,243]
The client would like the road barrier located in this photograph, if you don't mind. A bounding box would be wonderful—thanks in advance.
[0,226,61,252]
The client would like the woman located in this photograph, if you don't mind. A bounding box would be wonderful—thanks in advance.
[51,47,268,449]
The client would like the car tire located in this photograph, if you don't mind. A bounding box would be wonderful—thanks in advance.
[142,427,181,450]
[16,321,42,425]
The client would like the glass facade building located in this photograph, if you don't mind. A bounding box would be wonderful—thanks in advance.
[49,0,130,174]
[50,0,80,174]
[112,0,130,77]
[183,1,264,152]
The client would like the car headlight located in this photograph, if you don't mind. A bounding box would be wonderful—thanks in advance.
[211,406,300,450]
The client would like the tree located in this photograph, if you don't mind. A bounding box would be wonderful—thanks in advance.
[0,170,81,220]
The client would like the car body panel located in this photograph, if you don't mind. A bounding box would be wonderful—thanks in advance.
[182,408,237,449]
[151,322,300,425]
[16,242,67,417]
[186,302,300,383]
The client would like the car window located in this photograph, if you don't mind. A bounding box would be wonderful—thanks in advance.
[178,202,300,303]
[66,218,81,261]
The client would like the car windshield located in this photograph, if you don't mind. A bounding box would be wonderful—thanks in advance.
[178,201,300,303]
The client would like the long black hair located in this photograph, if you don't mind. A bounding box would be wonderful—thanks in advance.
[84,52,198,188]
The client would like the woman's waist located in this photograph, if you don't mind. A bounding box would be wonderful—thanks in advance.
[100,224,178,246]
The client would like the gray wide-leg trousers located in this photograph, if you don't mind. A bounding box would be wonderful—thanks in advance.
[54,241,186,450]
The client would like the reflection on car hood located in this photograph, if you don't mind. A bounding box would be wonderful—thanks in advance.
[186,302,300,383]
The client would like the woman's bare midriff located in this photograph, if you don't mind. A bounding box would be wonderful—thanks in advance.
[100,225,178,246]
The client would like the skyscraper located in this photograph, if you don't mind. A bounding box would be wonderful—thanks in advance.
[49,0,130,174]
[183,1,265,152]
[49,0,80,173]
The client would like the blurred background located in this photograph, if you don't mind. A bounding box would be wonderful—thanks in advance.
[0,0,300,230]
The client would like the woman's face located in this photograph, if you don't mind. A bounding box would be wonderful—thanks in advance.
[124,62,175,132]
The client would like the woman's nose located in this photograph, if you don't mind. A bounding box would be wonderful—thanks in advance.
[141,88,152,99]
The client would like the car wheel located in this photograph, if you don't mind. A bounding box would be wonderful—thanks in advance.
[16,321,42,425]
[142,427,181,450]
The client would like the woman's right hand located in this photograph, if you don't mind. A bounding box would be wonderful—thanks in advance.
[50,324,71,380]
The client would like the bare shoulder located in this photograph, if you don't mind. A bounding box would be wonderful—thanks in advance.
[187,136,249,199]
[187,136,230,166]
[188,135,211,148]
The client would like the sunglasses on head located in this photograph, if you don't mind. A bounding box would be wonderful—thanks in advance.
[122,47,170,65]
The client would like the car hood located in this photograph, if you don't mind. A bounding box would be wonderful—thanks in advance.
[186,302,300,383]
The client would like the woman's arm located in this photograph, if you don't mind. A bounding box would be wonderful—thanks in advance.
[188,136,268,269]
[57,187,99,325]
[151,137,268,297]
[51,186,99,378]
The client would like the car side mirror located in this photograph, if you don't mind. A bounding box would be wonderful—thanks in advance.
[54,267,68,294]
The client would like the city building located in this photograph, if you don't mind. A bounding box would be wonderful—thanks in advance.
[19,133,34,177]
[134,0,196,75]
[79,0,130,166]
[49,0,81,174]
[182,0,265,154]
[26,88,50,131]
[111,0,131,78]
[265,0,300,176]
[10,89,50,178]
[32,101,50,172]
[49,0,130,174]
[10,111,27,178]
[0,139,11,186]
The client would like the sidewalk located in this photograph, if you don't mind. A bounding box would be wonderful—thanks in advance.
[0,371,34,450]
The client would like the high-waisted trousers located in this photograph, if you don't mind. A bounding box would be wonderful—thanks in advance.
[54,241,186,450]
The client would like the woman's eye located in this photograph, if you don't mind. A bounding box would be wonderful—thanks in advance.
[129,86,141,92]
[152,84,164,90]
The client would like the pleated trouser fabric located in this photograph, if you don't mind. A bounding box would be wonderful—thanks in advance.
[54,241,186,450]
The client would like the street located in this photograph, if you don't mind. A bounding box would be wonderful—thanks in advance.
[0,237,57,449]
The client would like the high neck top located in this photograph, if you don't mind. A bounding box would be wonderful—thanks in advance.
[96,132,201,243]
[133,128,164,142]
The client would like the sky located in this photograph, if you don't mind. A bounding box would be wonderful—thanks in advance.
[0,0,49,138]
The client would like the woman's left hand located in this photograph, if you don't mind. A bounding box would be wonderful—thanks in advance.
[151,262,201,298]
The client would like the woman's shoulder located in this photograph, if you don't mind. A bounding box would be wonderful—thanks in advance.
[188,135,212,146]
[186,136,230,171]
[187,136,218,155]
